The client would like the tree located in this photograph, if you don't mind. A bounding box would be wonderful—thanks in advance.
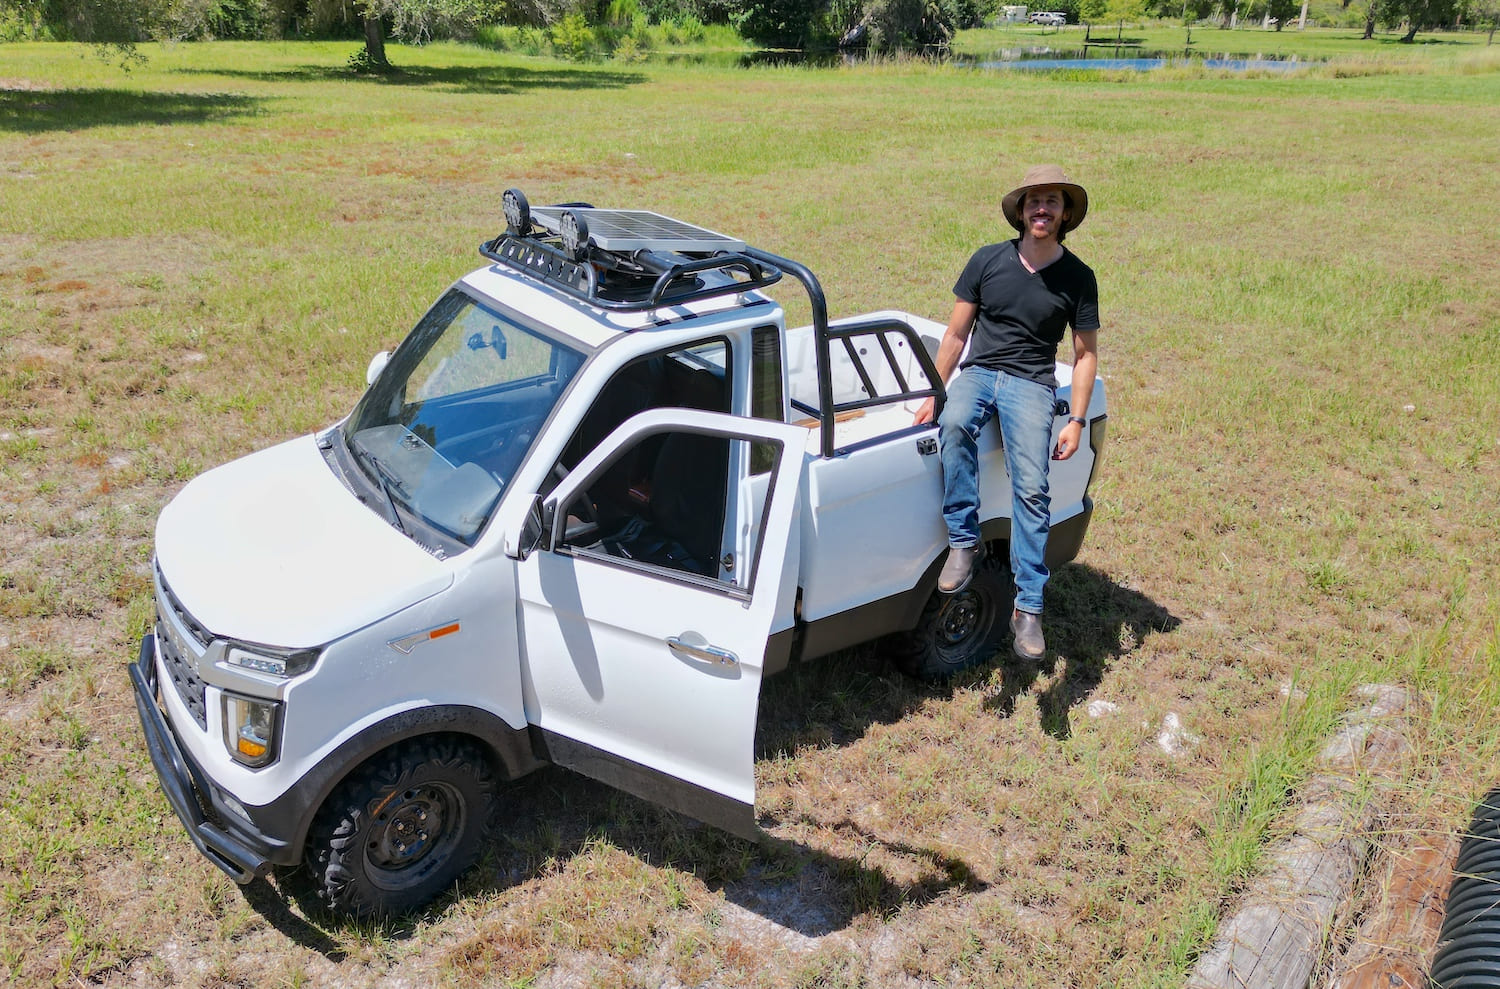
[353,2,391,70]
[733,0,833,47]
[861,0,955,51]
[1143,0,1213,19]
[1079,0,1145,39]
[1265,0,1298,29]
[1373,0,1459,40]
[0,0,219,42]
[351,0,512,71]
[732,0,957,51]
[1469,0,1498,38]
[0,0,513,67]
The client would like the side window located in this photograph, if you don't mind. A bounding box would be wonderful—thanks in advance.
[558,429,732,584]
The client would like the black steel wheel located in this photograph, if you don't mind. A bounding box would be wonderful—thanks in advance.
[888,550,1010,681]
[305,735,498,918]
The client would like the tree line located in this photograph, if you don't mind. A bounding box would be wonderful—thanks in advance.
[0,0,1491,62]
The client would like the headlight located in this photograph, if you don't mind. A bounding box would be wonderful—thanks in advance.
[222,693,281,768]
[223,643,319,679]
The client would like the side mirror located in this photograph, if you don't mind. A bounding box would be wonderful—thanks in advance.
[515,495,550,561]
[365,350,391,387]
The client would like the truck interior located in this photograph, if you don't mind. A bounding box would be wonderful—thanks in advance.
[551,347,731,579]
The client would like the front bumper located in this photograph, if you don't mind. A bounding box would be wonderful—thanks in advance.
[129,634,274,884]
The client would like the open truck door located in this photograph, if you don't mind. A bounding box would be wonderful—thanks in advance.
[514,408,807,837]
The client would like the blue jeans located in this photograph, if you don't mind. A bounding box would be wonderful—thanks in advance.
[938,366,1056,615]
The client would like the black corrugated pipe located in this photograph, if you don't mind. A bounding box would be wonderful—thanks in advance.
[1431,787,1500,987]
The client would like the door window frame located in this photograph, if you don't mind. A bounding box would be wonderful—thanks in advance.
[541,409,793,602]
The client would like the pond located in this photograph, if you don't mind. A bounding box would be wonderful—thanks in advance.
[646,47,1321,73]
[955,46,1320,72]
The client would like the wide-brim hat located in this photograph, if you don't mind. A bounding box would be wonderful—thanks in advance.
[1001,164,1089,233]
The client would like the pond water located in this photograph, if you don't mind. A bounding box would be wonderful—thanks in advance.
[957,47,1319,71]
[648,47,1319,73]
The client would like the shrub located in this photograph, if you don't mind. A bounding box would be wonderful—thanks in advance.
[549,10,597,57]
[475,23,549,51]
[605,0,639,25]
[613,31,648,57]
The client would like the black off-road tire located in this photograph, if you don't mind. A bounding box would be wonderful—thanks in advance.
[305,735,498,918]
[888,552,1010,681]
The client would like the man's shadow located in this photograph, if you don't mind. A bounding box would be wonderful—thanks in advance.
[757,563,1179,751]
[241,563,1175,949]
[985,563,1181,738]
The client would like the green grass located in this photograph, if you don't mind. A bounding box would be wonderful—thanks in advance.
[1,35,1498,987]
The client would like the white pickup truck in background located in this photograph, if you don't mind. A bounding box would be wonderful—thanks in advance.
[131,190,1107,917]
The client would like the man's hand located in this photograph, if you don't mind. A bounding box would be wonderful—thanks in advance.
[913,397,936,426]
[1052,421,1083,460]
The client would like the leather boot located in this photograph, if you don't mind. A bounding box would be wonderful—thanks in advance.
[938,544,984,594]
[1010,609,1045,661]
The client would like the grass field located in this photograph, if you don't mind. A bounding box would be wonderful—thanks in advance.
[1,33,1498,988]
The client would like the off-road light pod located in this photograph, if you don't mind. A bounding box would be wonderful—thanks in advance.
[222,693,281,768]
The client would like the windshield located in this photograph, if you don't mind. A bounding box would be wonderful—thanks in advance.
[345,289,586,545]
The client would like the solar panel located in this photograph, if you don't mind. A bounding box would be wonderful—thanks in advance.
[530,207,746,254]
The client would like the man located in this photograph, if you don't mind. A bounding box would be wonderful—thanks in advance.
[913,164,1100,661]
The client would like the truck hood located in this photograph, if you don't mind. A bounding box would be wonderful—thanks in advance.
[155,435,452,648]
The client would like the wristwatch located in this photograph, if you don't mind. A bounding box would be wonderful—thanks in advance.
[1067,416,1087,426]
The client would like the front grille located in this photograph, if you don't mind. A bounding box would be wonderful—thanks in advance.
[155,566,211,730]
[157,565,212,649]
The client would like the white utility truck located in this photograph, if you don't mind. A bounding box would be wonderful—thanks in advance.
[131,191,1107,916]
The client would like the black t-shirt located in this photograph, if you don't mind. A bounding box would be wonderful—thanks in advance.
[953,240,1100,386]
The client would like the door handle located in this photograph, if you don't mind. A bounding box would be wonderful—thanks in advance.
[666,635,739,668]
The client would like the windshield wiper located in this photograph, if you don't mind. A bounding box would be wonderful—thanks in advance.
[360,451,410,537]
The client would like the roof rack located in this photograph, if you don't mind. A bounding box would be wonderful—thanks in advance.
[479,189,948,458]
[479,189,783,313]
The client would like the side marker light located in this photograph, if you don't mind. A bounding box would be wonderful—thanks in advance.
[388,622,462,655]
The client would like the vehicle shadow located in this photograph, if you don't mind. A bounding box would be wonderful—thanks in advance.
[256,765,970,949]
[0,89,263,134]
[245,563,1175,946]
[170,62,645,95]
[241,877,355,960]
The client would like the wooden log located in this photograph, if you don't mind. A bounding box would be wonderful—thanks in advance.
[1330,837,1458,989]
[1186,685,1412,989]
